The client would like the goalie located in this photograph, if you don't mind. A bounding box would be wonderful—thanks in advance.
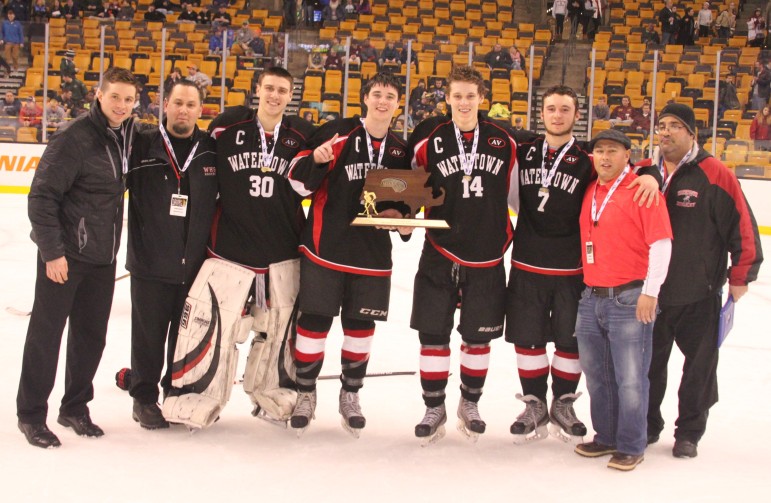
[162,66,314,429]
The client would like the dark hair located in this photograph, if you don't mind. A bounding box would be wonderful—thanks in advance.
[257,66,294,85]
[100,66,141,92]
[361,72,402,98]
[447,65,486,96]
[541,85,579,111]
[166,79,204,104]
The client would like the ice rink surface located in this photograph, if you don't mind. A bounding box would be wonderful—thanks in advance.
[1,193,769,502]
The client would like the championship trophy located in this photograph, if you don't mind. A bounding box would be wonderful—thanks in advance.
[351,170,450,229]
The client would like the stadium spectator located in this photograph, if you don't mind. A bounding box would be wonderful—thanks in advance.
[307,48,325,71]
[343,0,357,18]
[60,50,78,78]
[642,22,661,46]
[117,0,134,20]
[212,4,232,27]
[356,38,378,64]
[751,60,771,111]
[409,80,425,109]
[153,0,178,15]
[750,106,771,150]
[324,48,343,70]
[485,43,513,70]
[2,9,23,71]
[19,97,43,129]
[715,5,735,38]
[677,7,696,45]
[697,2,712,38]
[610,96,636,126]
[659,0,678,45]
[509,46,525,71]
[233,21,254,53]
[593,95,610,120]
[185,63,212,94]
[718,74,741,116]
[208,24,233,55]
[247,30,265,56]
[177,2,198,22]
[357,0,371,14]
[747,8,766,47]
[632,102,654,138]
[45,97,68,129]
[322,0,344,25]
[164,67,183,94]
[32,0,52,22]
[379,40,400,70]
[144,4,166,21]
[61,0,81,20]
[2,90,21,116]
[61,74,88,107]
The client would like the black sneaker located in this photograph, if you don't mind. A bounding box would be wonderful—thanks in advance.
[57,413,104,438]
[673,439,698,458]
[647,431,660,445]
[18,421,61,449]
[132,400,170,430]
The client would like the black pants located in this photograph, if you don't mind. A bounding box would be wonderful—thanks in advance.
[648,294,720,443]
[17,255,116,424]
[129,276,188,404]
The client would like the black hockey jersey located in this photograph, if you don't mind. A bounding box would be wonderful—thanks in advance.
[208,106,314,271]
[409,114,518,267]
[288,117,409,276]
[512,136,594,274]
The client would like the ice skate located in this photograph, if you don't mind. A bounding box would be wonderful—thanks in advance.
[290,390,316,437]
[338,389,366,438]
[252,405,288,429]
[415,404,447,446]
[549,392,587,444]
[510,394,550,445]
[456,397,486,443]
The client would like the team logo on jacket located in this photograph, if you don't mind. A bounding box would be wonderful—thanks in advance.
[488,137,505,148]
[676,189,698,208]
[281,137,299,148]
[203,166,216,176]
[563,154,578,164]
[389,146,405,157]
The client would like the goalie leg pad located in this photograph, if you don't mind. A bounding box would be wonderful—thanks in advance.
[243,258,301,422]
[162,258,254,429]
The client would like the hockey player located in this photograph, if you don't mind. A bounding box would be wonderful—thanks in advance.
[126,80,217,430]
[506,86,660,444]
[161,67,314,429]
[287,72,412,437]
[408,65,518,444]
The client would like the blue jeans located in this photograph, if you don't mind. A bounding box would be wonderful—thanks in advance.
[576,286,653,456]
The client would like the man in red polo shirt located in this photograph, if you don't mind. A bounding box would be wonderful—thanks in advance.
[573,129,673,471]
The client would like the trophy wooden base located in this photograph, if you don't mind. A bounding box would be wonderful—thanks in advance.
[350,216,450,229]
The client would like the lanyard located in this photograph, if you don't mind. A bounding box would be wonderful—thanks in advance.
[540,136,575,189]
[659,142,696,194]
[360,118,387,168]
[159,123,199,193]
[257,118,282,168]
[591,167,629,227]
[453,122,480,177]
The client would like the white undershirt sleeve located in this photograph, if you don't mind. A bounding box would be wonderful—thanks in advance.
[642,238,672,298]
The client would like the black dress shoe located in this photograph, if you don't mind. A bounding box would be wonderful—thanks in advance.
[18,421,61,449]
[673,439,698,458]
[57,414,104,438]
[132,400,169,430]
[647,432,660,445]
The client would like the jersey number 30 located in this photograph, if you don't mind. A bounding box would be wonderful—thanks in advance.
[462,176,483,198]
[249,175,274,197]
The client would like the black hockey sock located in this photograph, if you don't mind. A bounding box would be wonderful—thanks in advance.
[294,313,334,392]
[515,345,549,401]
[459,341,490,403]
[340,317,375,392]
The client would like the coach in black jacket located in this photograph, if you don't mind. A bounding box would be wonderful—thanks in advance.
[18,67,141,449]
[126,81,217,429]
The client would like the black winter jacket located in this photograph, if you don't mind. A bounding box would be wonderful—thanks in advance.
[28,102,136,265]
[636,147,763,306]
[126,125,218,285]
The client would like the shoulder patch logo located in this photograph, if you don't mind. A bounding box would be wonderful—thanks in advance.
[488,137,505,148]
[563,154,578,164]
[281,137,299,148]
[203,166,216,176]
[389,146,405,158]
[676,189,698,208]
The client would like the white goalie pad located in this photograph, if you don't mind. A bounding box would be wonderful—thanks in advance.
[242,258,300,422]
[162,258,255,429]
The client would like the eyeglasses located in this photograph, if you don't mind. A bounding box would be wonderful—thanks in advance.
[655,123,685,134]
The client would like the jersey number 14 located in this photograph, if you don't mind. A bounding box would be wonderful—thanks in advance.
[462,176,483,198]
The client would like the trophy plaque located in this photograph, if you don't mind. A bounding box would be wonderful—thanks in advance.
[351,170,450,229]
